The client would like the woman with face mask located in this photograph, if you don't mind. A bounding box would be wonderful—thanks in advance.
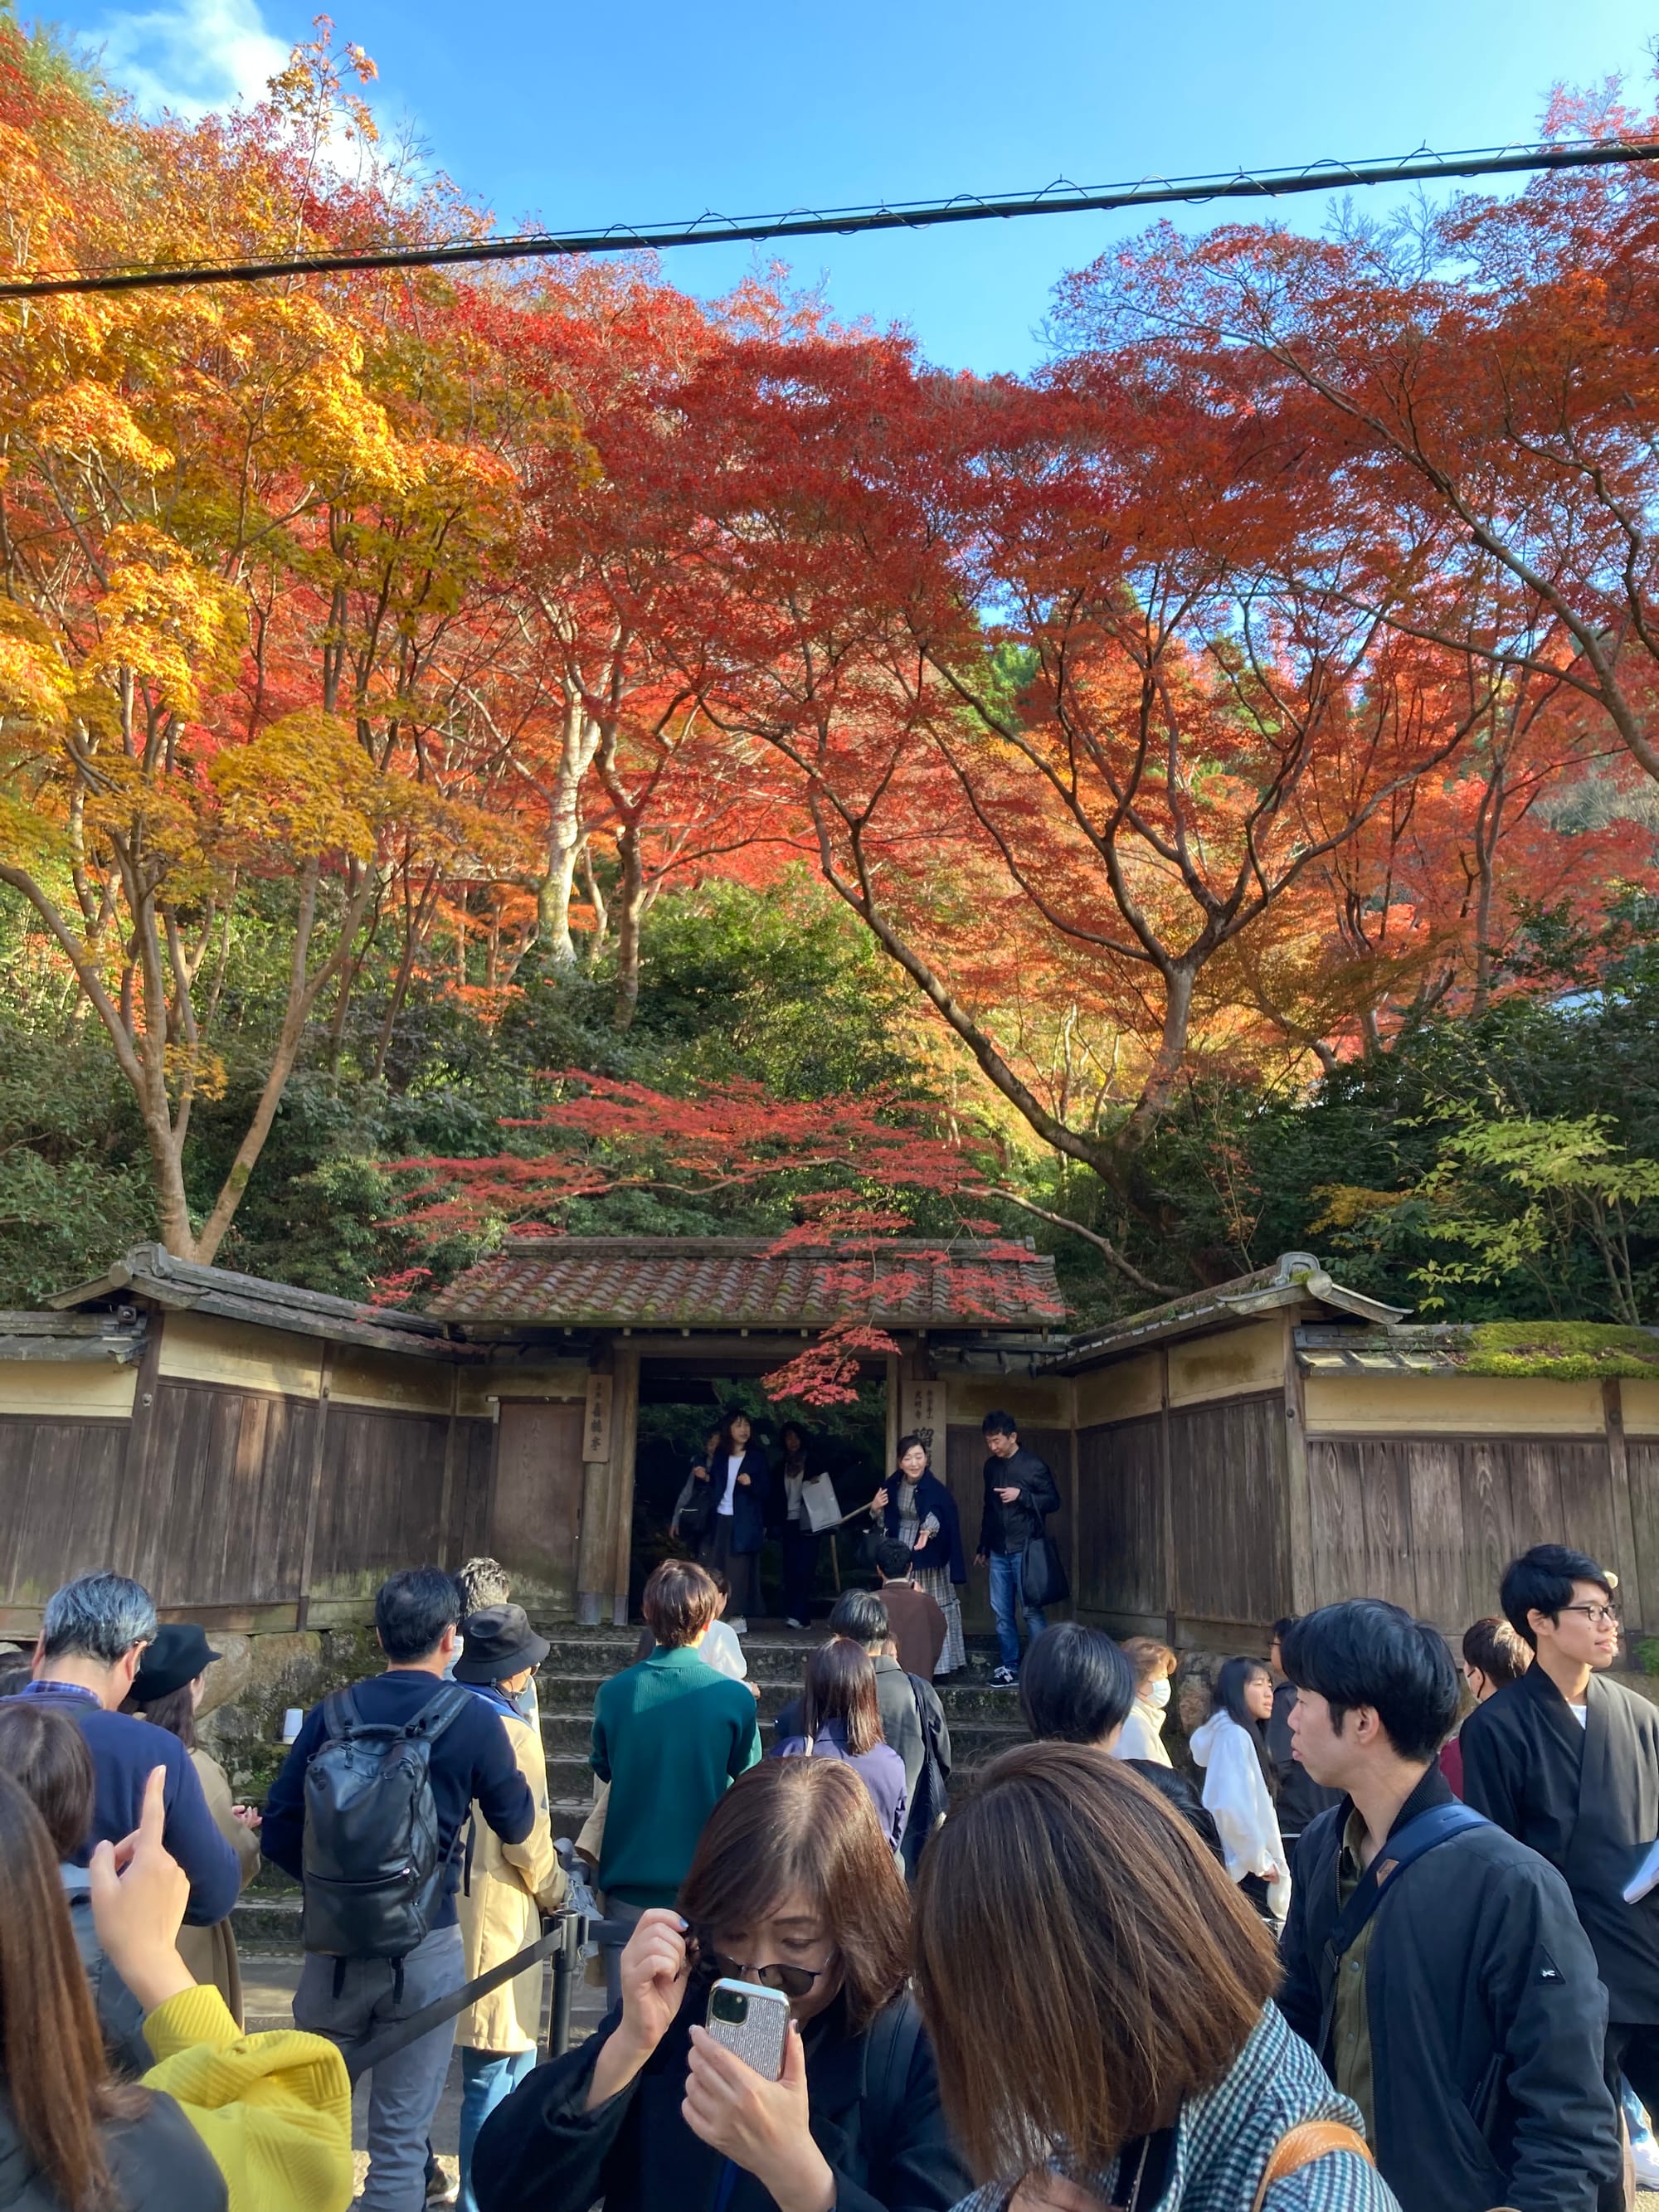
[1114,1639,1177,1767]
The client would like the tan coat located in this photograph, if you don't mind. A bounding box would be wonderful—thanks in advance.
[456,1701,567,2053]
[175,1748,260,2026]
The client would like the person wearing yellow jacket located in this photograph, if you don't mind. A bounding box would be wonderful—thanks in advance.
[89,1762,357,2212]
[452,1606,567,2212]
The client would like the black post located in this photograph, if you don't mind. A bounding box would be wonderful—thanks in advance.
[550,1913,581,2058]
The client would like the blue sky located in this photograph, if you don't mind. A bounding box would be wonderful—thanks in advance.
[46,0,1659,372]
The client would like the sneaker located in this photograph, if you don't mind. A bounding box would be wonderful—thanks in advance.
[728,1617,748,1636]
[786,1616,805,1629]
[990,1665,1019,1687]
[425,2164,460,2206]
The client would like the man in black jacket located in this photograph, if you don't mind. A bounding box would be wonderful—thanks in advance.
[1460,1544,1659,2210]
[974,1411,1061,1685]
[1277,1598,1618,2212]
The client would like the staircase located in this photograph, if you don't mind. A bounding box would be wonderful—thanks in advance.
[236,1623,1029,1952]
[537,1623,1029,1833]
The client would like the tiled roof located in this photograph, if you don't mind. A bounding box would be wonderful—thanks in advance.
[429,1237,1066,1331]
[1050,1251,1408,1369]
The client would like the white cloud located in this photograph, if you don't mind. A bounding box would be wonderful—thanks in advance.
[88,0,291,121]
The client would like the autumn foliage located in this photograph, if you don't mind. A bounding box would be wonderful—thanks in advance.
[2,21,1658,1320]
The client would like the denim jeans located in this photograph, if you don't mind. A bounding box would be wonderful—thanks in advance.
[988,1548,1046,1673]
[294,1921,465,2212]
[459,2044,536,2212]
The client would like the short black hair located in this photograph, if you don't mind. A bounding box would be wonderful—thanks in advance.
[375,1568,462,1664]
[874,1540,914,1581]
[981,1410,1018,1437]
[1462,1615,1530,1688]
[1018,1623,1135,1746]
[1282,1600,1459,1762]
[829,1589,889,1650]
[1500,1544,1613,1650]
[1271,1616,1297,1644]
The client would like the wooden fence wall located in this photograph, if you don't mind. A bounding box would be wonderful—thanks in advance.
[0,1311,506,1635]
[1071,1351,1659,1645]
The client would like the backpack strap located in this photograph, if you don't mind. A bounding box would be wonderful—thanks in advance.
[1316,1801,1487,2054]
[1250,2121,1374,2212]
[319,1687,359,1740]
[401,1682,474,1743]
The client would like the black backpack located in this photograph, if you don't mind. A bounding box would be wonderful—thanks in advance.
[301,1682,472,1959]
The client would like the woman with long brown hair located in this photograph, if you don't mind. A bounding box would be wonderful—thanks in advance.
[775,1638,908,1851]
[0,1728,354,2212]
[0,1758,221,2211]
[914,1746,1399,2212]
[472,1755,970,2212]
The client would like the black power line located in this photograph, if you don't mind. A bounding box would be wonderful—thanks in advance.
[2,135,1657,300]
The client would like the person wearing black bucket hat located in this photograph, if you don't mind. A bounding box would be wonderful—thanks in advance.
[126,1620,263,2023]
[453,1605,566,2212]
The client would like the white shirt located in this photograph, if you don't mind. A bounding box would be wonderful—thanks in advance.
[1570,1701,1588,1728]
[719,1454,743,1516]
[700,1619,748,1680]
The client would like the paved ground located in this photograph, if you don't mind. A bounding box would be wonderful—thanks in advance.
[241,1952,611,2198]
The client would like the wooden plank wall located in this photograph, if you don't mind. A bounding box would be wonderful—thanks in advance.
[1075,1394,1289,1639]
[0,1342,504,1632]
[1306,1433,1623,1630]
[0,1415,129,1611]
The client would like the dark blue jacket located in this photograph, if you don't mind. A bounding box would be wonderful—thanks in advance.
[3,1682,241,1927]
[261,1667,535,1931]
[880,1471,966,1585]
[703,1446,771,1554]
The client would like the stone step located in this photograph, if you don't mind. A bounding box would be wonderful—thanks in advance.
[234,1891,303,1948]
[536,1636,822,1686]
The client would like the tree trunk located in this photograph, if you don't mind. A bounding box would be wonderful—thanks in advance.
[534,692,601,969]
[611,824,645,1030]
[1118,964,1196,1154]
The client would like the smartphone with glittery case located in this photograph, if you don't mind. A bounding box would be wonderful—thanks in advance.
[707,1976,790,2080]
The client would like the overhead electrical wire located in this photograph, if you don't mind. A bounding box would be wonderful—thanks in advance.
[2,134,1657,299]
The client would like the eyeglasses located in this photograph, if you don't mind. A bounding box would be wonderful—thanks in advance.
[693,1937,831,2001]
[1560,1603,1620,1628]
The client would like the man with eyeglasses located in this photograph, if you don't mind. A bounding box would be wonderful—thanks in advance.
[1462,1543,1659,2210]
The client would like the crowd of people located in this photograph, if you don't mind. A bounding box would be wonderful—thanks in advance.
[669,1410,1059,1682]
[6,1505,1659,2212]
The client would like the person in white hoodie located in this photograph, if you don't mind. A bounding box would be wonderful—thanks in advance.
[1190,1655,1289,1927]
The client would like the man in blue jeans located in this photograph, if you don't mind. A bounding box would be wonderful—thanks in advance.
[975,1410,1061,1685]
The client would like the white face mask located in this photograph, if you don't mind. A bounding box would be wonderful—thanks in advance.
[1146,1676,1172,1709]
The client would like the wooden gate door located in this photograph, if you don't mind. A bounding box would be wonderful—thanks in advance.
[491,1400,585,1613]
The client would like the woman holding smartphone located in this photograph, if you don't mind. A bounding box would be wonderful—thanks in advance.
[471,1757,969,2212]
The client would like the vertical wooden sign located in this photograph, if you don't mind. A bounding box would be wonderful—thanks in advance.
[583,1372,614,1466]
[901,1378,949,1450]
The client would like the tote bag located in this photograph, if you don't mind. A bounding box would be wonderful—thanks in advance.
[800,1472,844,1533]
[1021,1533,1070,1609]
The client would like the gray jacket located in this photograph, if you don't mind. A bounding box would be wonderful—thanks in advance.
[0,2082,225,2211]
[60,1866,149,2077]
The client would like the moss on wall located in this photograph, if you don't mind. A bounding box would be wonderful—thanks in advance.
[198,1624,383,1801]
[1457,1322,1659,1382]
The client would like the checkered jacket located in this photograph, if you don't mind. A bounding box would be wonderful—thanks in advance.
[951,2002,1401,2212]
